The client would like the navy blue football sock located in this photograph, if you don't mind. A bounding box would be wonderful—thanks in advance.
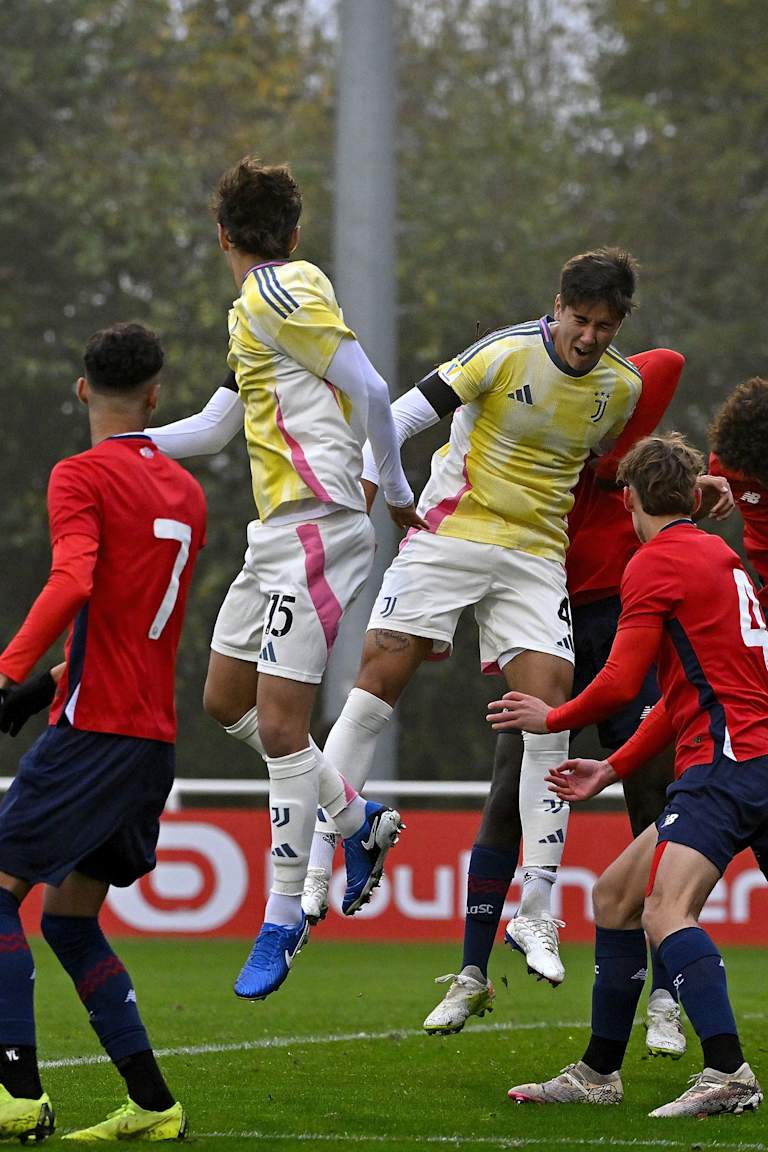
[0,888,36,1050]
[41,914,150,1063]
[649,944,678,1000]
[658,926,738,1044]
[462,844,518,977]
[588,927,647,1063]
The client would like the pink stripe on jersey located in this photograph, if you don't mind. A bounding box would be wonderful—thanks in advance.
[420,455,472,533]
[275,395,333,503]
[297,522,343,652]
[324,378,343,410]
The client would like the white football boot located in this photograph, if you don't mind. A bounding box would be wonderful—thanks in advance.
[645,989,686,1059]
[422,969,495,1036]
[508,1061,623,1105]
[504,915,565,985]
[301,866,330,924]
[649,1063,762,1118]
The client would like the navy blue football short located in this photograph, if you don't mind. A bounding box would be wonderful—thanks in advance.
[0,720,175,887]
[656,752,768,875]
[572,595,661,749]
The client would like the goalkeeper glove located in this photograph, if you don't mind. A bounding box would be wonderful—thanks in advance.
[0,670,57,736]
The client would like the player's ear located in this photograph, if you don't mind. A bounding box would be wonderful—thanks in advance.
[146,379,161,414]
[553,293,562,319]
[288,224,301,254]
[75,377,89,406]
[217,222,230,252]
[622,485,634,512]
[692,486,703,515]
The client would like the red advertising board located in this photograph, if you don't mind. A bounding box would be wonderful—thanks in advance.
[20,809,768,943]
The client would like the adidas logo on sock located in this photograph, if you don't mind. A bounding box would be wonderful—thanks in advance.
[508,384,534,405]
[537,829,565,845]
[631,968,647,981]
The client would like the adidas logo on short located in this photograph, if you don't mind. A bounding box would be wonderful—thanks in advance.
[259,641,278,662]
[508,384,534,405]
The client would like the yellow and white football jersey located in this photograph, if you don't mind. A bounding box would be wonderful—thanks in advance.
[228,259,366,521]
[422,316,642,562]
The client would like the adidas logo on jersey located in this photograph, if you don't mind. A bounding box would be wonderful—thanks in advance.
[508,384,534,405]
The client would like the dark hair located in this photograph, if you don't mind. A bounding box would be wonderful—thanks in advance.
[560,248,638,319]
[709,377,768,486]
[83,323,163,392]
[213,156,302,259]
[617,433,702,516]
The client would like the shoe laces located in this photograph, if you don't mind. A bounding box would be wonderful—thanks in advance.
[106,1101,135,1121]
[521,917,565,952]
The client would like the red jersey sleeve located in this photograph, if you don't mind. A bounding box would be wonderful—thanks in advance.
[608,700,676,778]
[546,624,661,731]
[593,349,684,482]
[47,456,102,543]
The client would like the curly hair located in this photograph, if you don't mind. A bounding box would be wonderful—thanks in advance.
[213,156,302,260]
[709,377,768,485]
[83,323,164,392]
[560,248,639,319]
[617,433,703,516]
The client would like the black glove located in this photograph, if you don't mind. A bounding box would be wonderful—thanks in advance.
[0,671,57,736]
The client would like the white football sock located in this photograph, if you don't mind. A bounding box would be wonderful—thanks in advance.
[519,730,571,868]
[264,892,303,926]
[224,705,265,757]
[518,866,557,918]
[265,746,318,897]
[312,737,367,837]
[312,689,393,835]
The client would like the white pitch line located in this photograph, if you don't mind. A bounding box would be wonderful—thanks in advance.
[183,1134,768,1151]
[39,1018,593,1069]
[39,1011,768,1071]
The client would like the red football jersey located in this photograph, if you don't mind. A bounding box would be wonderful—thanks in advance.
[618,522,768,774]
[42,436,206,742]
[566,349,683,604]
[709,452,768,604]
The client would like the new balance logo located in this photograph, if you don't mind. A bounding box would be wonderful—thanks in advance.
[538,828,565,845]
[662,813,679,827]
[272,843,298,858]
[259,641,278,662]
[631,968,647,981]
[508,384,534,405]
[741,491,761,505]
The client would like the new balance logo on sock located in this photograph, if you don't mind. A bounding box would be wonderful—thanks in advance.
[259,641,278,662]
[538,829,565,845]
[631,968,647,981]
[508,384,533,405]
[272,843,298,858]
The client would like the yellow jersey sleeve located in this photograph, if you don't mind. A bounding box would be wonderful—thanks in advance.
[242,261,355,379]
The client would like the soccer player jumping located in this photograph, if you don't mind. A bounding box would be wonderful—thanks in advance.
[0,325,206,1141]
[490,433,765,1118]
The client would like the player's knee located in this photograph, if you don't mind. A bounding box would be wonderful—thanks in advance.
[592,872,638,927]
[203,681,241,728]
[41,912,100,961]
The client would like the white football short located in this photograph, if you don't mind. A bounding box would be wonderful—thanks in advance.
[366,530,574,672]
[211,508,375,683]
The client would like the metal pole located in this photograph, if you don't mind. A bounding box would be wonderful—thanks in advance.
[322,0,398,779]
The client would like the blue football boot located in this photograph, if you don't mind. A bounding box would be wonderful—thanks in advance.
[342,801,404,915]
[234,914,310,1000]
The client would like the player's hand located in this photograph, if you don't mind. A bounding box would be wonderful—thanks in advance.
[0,670,57,737]
[386,502,430,532]
[486,691,551,733]
[696,474,734,521]
[545,757,617,803]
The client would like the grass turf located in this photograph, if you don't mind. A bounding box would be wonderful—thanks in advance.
[31,938,766,1150]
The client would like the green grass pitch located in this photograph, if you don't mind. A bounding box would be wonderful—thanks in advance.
[33,937,766,1150]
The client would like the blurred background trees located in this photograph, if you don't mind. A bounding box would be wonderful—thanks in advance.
[2,0,766,782]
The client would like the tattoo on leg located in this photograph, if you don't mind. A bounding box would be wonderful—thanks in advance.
[372,629,413,652]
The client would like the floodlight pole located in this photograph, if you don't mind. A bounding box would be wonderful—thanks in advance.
[322,0,398,779]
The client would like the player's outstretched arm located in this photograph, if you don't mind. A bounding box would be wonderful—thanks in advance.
[545,757,617,803]
[148,371,244,458]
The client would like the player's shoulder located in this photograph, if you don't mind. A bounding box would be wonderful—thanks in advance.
[440,319,542,380]
[601,344,643,386]
[242,259,334,320]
